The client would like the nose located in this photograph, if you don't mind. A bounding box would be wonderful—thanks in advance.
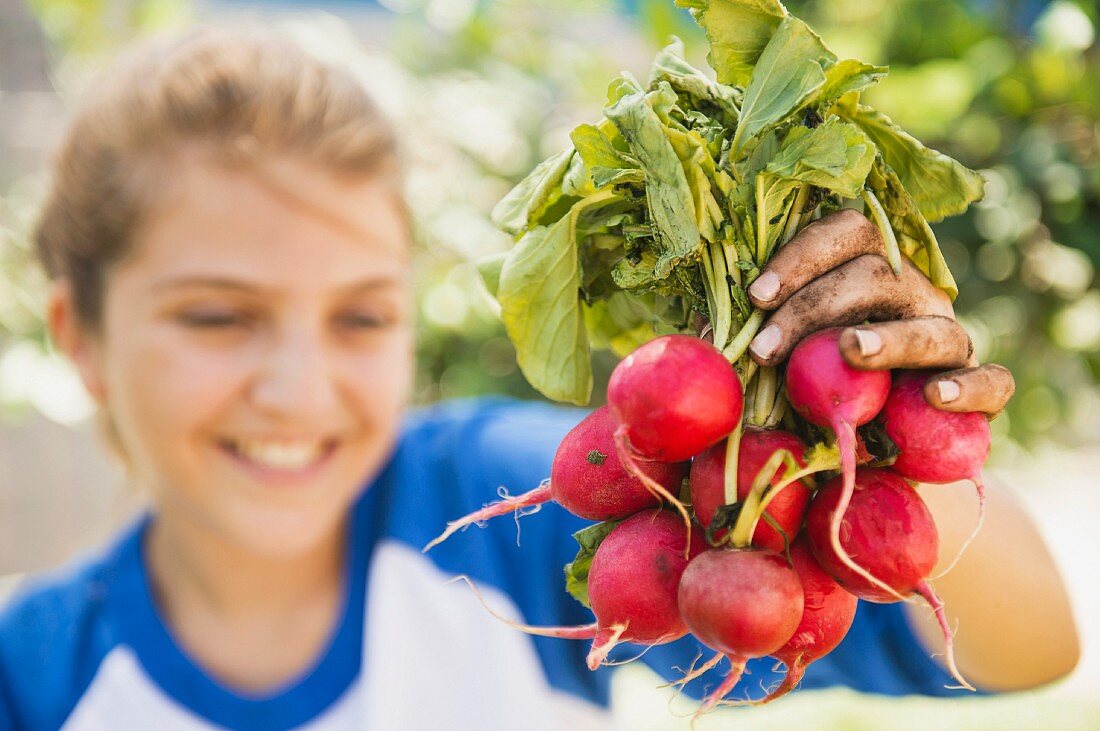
[249,320,342,428]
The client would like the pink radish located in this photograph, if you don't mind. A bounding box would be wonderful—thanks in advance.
[754,538,858,703]
[585,509,706,668]
[424,406,687,551]
[608,335,742,462]
[677,548,804,713]
[454,510,705,667]
[880,370,990,576]
[785,327,895,599]
[805,467,973,690]
[691,428,810,552]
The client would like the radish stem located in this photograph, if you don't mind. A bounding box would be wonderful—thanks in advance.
[723,418,743,509]
[862,188,903,276]
[723,309,765,362]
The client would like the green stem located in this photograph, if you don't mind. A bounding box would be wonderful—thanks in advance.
[729,450,791,548]
[752,366,777,426]
[708,240,732,350]
[723,240,741,287]
[755,176,767,264]
[723,409,743,508]
[722,309,765,362]
[699,250,718,343]
[862,188,903,276]
[763,388,788,429]
[779,185,811,247]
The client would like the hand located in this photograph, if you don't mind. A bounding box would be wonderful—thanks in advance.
[744,209,1015,417]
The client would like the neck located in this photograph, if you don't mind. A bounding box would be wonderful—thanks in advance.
[145,511,346,622]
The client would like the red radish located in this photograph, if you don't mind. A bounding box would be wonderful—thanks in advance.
[608,335,742,462]
[805,467,973,690]
[755,538,858,704]
[785,328,895,599]
[880,370,990,576]
[677,548,804,713]
[585,509,707,668]
[424,406,686,551]
[454,510,705,667]
[691,428,810,552]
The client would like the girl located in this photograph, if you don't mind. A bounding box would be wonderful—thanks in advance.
[0,22,1078,730]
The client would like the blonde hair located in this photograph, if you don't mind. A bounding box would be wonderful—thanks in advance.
[33,23,404,466]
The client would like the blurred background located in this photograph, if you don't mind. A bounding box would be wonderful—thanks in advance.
[0,0,1097,727]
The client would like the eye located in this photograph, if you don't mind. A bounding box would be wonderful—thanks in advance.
[177,310,249,328]
[339,311,390,329]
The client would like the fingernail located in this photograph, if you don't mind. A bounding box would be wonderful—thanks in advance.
[938,380,961,403]
[854,328,883,357]
[749,271,781,302]
[750,324,781,360]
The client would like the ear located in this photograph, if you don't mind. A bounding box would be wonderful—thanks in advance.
[46,279,108,404]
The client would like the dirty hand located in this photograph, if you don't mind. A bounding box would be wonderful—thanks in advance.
[745,208,1015,417]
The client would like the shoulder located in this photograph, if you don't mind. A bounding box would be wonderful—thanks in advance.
[0,522,138,729]
[398,395,588,466]
[385,396,590,537]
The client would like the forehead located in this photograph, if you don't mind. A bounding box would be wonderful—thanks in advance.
[120,150,410,293]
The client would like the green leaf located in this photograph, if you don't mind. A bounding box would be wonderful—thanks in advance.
[584,292,658,357]
[755,172,800,258]
[591,167,646,188]
[732,15,836,154]
[814,59,887,108]
[497,191,622,405]
[571,123,638,171]
[647,38,740,125]
[867,161,958,299]
[612,248,665,292]
[606,86,702,279]
[491,149,574,236]
[765,118,876,198]
[846,105,985,222]
[476,252,508,299]
[564,519,622,608]
[561,149,595,198]
[677,0,788,87]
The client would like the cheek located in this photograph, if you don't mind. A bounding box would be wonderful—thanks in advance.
[344,329,415,416]
[109,326,249,448]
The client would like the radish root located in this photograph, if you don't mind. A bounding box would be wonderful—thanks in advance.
[586,624,627,670]
[694,655,747,718]
[932,474,986,580]
[916,579,975,691]
[423,481,553,552]
[614,428,693,557]
[445,575,599,640]
[829,419,908,602]
[660,651,724,689]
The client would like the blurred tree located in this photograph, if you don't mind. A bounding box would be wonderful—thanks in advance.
[2,0,1098,455]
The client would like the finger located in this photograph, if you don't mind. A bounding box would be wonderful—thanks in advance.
[923,364,1016,418]
[747,208,884,310]
[749,254,954,366]
[837,316,972,371]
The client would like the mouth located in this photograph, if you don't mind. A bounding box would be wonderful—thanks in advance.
[216,437,340,486]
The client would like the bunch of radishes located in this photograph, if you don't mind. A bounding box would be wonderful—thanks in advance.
[427,330,989,711]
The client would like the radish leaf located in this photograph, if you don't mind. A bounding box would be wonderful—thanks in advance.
[847,105,985,222]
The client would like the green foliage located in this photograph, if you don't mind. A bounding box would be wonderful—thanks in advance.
[563,518,621,608]
[3,0,1099,452]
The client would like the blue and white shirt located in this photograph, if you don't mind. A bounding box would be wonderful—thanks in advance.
[0,397,967,730]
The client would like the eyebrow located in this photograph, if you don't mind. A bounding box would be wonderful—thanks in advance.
[152,275,402,296]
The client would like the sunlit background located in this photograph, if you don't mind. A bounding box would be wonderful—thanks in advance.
[1,0,1098,727]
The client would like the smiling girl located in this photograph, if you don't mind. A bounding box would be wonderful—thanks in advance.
[0,22,1079,731]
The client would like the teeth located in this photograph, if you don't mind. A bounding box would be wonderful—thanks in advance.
[230,439,327,470]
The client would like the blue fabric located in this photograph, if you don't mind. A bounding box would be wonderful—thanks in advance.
[0,396,976,729]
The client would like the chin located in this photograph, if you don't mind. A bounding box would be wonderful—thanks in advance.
[222,495,356,559]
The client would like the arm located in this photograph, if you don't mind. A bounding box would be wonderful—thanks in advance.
[906,476,1079,690]
[747,209,1080,692]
